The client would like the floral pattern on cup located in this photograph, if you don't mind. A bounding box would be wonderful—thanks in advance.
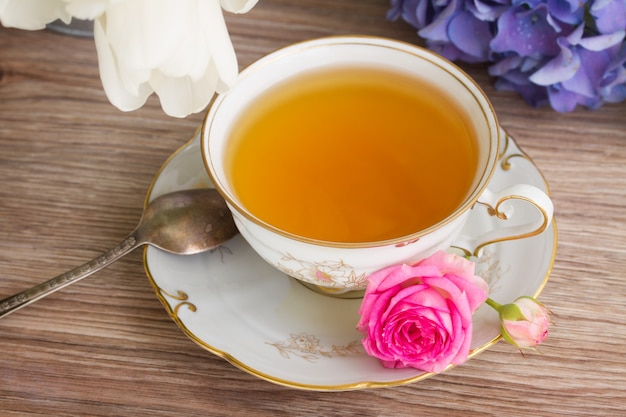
[276,253,369,289]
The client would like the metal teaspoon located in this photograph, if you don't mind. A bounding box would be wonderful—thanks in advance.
[0,188,238,318]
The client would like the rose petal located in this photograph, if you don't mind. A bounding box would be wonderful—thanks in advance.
[365,264,437,293]
[358,251,487,373]
[417,250,473,280]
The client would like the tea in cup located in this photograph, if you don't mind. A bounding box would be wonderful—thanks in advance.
[201,36,553,294]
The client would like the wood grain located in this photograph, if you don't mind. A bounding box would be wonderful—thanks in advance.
[1,1,625,416]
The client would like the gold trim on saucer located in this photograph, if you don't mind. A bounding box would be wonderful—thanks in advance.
[142,126,557,392]
[158,288,197,316]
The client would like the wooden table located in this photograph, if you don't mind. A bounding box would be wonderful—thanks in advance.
[1,2,624,416]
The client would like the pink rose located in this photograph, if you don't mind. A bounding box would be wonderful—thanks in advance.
[357,251,489,373]
[498,296,552,349]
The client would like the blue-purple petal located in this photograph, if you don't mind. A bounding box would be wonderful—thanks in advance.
[414,0,432,27]
[419,0,461,41]
[529,40,580,85]
[490,5,562,57]
[428,40,491,62]
[561,50,607,96]
[599,44,626,99]
[388,0,404,21]
[591,0,626,34]
[489,54,524,75]
[579,31,625,51]
[495,76,551,107]
[547,0,585,25]
[448,11,493,59]
[387,0,626,111]
[546,85,581,111]
[466,0,509,21]
[602,82,626,102]
[549,84,606,110]
[605,42,626,75]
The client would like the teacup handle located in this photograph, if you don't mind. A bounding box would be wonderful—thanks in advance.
[453,184,554,257]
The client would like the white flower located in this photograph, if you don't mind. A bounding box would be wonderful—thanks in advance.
[0,0,259,117]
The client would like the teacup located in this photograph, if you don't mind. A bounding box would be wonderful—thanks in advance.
[201,36,553,295]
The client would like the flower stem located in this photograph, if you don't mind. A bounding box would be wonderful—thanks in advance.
[485,297,502,311]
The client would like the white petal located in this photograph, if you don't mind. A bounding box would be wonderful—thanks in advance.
[63,0,112,20]
[89,0,244,117]
[150,67,218,117]
[107,0,196,72]
[94,15,152,112]
[154,1,208,78]
[101,1,158,94]
[133,0,188,69]
[0,0,70,29]
[203,0,238,90]
[157,29,209,79]
[103,1,146,69]
[220,0,259,13]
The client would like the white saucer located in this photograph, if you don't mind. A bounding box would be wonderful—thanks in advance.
[143,127,557,391]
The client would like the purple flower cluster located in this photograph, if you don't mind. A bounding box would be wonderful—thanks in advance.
[389,0,626,111]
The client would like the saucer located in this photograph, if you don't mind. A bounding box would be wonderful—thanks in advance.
[143,126,557,391]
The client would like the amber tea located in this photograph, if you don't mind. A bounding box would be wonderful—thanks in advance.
[225,66,478,243]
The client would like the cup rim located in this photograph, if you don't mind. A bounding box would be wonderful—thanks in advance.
[201,35,500,249]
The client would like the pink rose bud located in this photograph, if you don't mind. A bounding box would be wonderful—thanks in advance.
[498,296,552,349]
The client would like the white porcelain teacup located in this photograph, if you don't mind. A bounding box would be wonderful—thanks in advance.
[201,36,553,295]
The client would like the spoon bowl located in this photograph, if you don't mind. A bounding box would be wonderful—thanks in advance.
[0,188,238,318]
[138,188,237,255]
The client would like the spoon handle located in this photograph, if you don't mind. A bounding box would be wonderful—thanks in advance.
[0,235,139,319]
